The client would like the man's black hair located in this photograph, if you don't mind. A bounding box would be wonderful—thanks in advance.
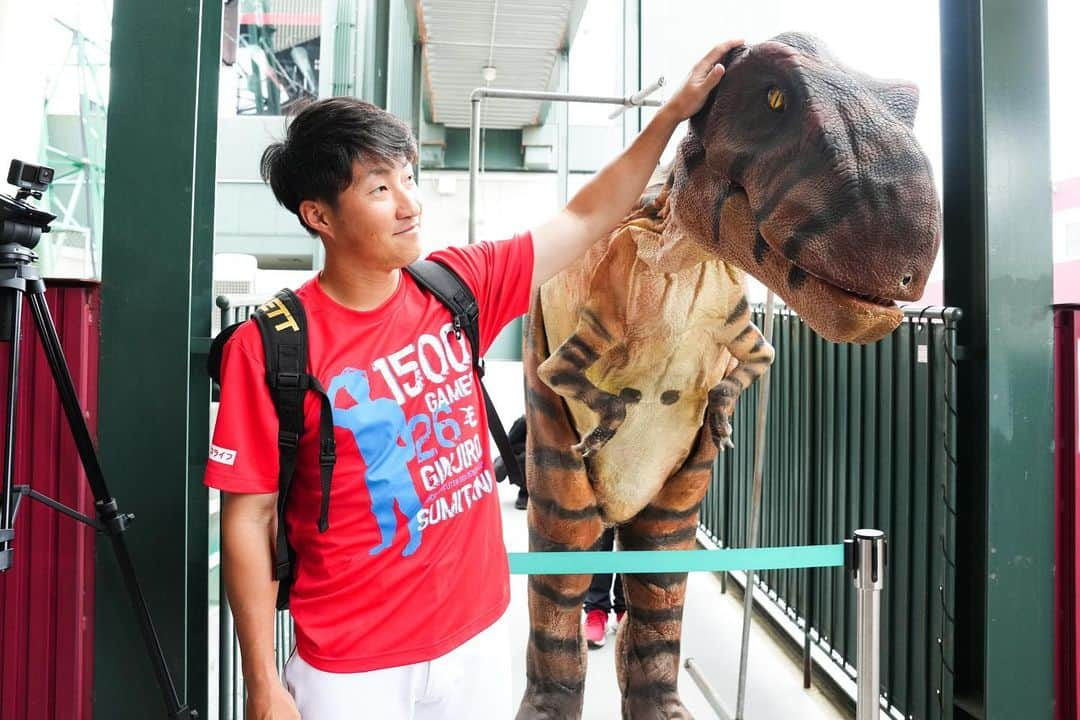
[260,97,419,235]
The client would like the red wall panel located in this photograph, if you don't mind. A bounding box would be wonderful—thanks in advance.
[0,281,99,720]
[1056,305,1080,720]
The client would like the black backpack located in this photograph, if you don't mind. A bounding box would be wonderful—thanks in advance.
[207,260,523,609]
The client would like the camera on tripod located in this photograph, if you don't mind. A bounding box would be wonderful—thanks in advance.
[0,157,199,716]
[0,159,57,250]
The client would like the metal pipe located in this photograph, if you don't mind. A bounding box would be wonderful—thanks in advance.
[0,285,23,571]
[803,336,816,690]
[735,290,777,719]
[556,51,569,206]
[467,81,665,243]
[684,658,734,720]
[940,310,960,713]
[220,583,234,719]
[608,76,665,119]
[468,86,664,106]
[852,529,886,720]
[469,95,481,243]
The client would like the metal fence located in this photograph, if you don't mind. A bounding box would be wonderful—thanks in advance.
[212,295,263,336]
[216,590,295,720]
[699,304,960,720]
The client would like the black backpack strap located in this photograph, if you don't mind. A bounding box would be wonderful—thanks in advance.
[405,260,482,373]
[308,375,336,533]
[404,261,524,490]
[252,289,336,597]
[208,321,244,385]
[207,321,244,402]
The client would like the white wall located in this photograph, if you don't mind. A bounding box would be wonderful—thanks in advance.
[1049,0,1080,183]
[417,170,564,254]
[214,116,325,266]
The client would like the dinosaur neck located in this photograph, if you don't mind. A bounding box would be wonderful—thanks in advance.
[633,213,714,274]
[661,178,737,267]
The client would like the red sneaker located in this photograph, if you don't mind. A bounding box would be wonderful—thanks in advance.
[584,609,608,648]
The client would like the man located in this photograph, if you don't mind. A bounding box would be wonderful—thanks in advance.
[205,38,743,720]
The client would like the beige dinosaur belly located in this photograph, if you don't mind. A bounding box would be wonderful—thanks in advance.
[542,256,743,523]
[574,370,712,524]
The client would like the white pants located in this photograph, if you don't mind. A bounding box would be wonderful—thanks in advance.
[282,613,513,720]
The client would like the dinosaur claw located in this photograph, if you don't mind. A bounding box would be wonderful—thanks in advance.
[573,424,619,458]
[709,417,735,450]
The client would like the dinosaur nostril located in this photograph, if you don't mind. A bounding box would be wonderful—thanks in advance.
[900,274,913,287]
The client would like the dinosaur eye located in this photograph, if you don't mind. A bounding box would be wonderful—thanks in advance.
[767,86,785,112]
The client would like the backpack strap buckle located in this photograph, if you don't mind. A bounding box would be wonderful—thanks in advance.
[319,437,336,467]
[270,371,303,389]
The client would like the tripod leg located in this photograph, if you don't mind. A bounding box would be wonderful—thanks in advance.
[26,290,195,719]
[0,285,23,571]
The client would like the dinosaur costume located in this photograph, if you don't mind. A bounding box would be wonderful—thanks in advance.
[516,33,941,720]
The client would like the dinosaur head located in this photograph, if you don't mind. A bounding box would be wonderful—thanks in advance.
[667,32,940,343]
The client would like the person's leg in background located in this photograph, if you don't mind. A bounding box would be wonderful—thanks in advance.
[582,526,616,648]
[612,572,626,627]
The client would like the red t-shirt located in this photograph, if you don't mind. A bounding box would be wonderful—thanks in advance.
[205,233,533,672]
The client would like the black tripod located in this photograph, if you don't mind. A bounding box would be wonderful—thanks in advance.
[0,245,198,717]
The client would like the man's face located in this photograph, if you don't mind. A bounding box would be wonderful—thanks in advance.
[321,158,422,270]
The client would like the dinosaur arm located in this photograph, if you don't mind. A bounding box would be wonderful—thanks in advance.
[537,305,629,458]
[706,312,775,449]
[537,231,639,457]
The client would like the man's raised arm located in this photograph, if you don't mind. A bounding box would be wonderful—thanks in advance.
[529,39,743,291]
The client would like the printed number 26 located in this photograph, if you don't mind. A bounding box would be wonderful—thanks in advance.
[409,404,461,462]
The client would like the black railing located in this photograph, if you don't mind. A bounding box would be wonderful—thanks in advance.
[699,304,960,720]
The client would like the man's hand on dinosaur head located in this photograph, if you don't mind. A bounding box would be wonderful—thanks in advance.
[664,39,744,121]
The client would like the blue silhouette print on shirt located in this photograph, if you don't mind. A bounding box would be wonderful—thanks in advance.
[327,367,422,557]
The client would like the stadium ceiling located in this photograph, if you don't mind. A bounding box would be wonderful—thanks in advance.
[418,0,587,129]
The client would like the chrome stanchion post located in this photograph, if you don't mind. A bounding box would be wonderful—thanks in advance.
[734,291,776,720]
[848,529,886,720]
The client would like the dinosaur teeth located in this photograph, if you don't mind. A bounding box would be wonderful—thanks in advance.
[798,266,896,308]
[852,291,895,307]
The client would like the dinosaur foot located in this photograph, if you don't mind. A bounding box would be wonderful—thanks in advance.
[621,689,695,720]
[516,681,585,720]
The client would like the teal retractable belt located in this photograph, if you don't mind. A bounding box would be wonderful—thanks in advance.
[507,543,845,575]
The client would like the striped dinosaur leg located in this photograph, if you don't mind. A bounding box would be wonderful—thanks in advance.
[615,423,718,720]
[517,296,604,720]
[707,301,775,449]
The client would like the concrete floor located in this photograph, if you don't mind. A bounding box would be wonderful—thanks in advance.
[497,481,849,720]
